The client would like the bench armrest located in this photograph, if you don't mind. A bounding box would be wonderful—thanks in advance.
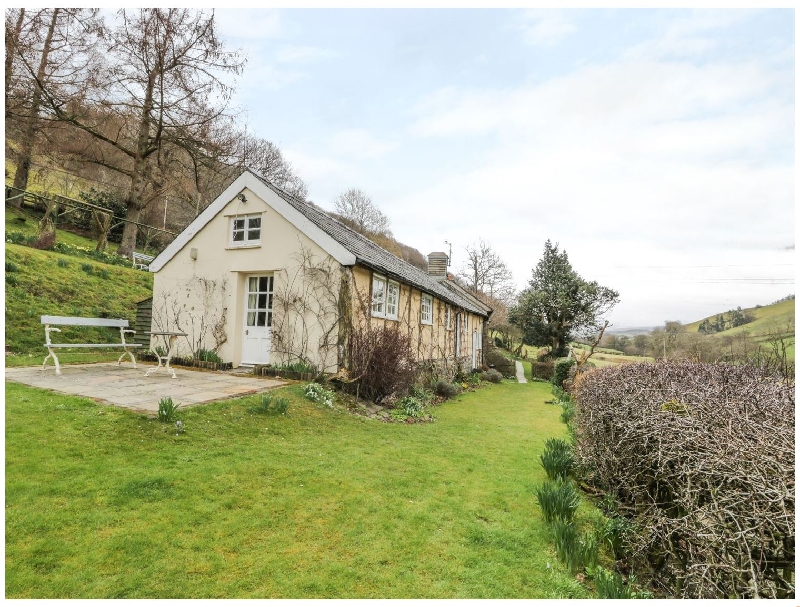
[122,329,136,334]
[44,326,61,347]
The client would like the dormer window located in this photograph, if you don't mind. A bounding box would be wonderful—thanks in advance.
[231,214,261,246]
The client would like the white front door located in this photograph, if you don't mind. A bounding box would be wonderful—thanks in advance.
[242,275,273,365]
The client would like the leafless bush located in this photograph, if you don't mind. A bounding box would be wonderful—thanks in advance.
[346,322,417,403]
[573,361,794,598]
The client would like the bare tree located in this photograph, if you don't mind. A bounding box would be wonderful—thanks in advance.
[34,9,245,257]
[7,9,103,197]
[457,239,516,304]
[333,188,391,236]
[237,134,308,199]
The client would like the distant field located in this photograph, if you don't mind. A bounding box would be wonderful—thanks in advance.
[570,344,653,368]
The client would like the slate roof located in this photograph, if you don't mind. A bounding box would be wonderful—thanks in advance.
[251,170,491,318]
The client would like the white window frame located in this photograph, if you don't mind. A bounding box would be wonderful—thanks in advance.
[372,274,400,320]
[445,305,452,330]
[230,213,262,247]
[420,294,433,325]
[371,274,386,317]
[385,280,399,320]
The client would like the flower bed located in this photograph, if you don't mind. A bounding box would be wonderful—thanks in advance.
[138,352,232,371]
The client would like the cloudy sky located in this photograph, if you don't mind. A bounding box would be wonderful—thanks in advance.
[214,8,794,329]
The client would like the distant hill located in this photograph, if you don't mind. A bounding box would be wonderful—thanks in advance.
[606,326,656,337]
[685,298,795,338]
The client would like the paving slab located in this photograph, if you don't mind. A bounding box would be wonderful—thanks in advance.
[5,363,286,415]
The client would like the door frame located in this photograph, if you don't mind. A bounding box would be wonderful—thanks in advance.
[241,273,273,365]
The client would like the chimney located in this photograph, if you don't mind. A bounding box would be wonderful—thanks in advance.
[427,252,449,277]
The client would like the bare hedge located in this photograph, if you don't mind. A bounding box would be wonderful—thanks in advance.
[573,361,794,598]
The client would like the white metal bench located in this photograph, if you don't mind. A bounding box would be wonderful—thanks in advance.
[41,315,142,375]
[132,251,155,271]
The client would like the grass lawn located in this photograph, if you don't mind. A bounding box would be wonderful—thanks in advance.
[5,378,593,599]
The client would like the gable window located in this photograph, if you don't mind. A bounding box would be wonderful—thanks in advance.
[445,305,452,330]
[231,214,261,246]
[372,274,399,320]
[420,294,433,325]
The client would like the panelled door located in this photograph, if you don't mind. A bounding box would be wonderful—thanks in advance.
[242,275,273,365]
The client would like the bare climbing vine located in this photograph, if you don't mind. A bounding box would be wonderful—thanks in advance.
[151,275,228,357]
[270,243,345,373]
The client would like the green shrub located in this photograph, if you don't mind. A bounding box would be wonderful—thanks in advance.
[57,258,69,268]
[6,274,18,287]
[551,520,598,574]
[435,380,461,399]
[552,358,575,388]
[273,360,318,375]
[485,349,516,376]
[5,261,19,272]
[5,230,34,245]
[593,568,635,599]
[480,369,503,383]
[97,268,110,279]
[80,263,94,275]
[157,397,180,423]
[534,480,580,523]
[552,385,570,402]
[602,515,634,561]
[195,348,223,363]
[540,437,575,481]
[251,393,290,415]
[560,400,575,424]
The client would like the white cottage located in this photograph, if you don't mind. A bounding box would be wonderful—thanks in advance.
[149,169,491,373]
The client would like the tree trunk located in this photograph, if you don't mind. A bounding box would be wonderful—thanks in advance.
[92,210,111,252]
[117,176,146,257]
[12,8,58,197]
[116,70,156,258]
[5,8,25,113]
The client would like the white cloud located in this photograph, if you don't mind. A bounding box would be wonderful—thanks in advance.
[392,36,793,326]
[516,9,577,47]
[275,45,338,64]
[331,129,397,160]
[625,9,757,61]
[214,9,282,41]
[282,147,348,183]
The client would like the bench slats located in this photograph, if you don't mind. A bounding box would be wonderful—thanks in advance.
[41,316,129,328]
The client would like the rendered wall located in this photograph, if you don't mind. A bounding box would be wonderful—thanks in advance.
[151,186,340,371]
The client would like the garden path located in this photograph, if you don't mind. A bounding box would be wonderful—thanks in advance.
[515,360,528,383]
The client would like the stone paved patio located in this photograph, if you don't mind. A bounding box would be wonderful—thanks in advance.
[5,362,286,414]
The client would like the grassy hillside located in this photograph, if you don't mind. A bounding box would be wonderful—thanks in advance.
[685,299,795,338]
[5,204,114,250]
[5,243,153,354]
